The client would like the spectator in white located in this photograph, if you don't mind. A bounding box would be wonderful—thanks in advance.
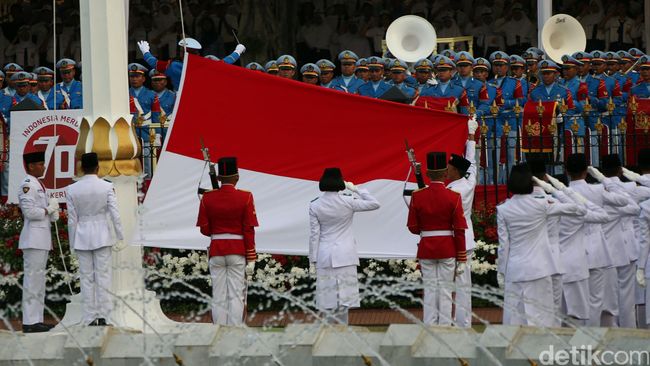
[496,3,534,56]
[354,1,377,37]
[14,26,38,68]
[365,12,390,55]
[600,1,635,51]
[578,0,606,51]
[437,12,463,51]
[301,12,334,61]
[474,9,505,57]
[475,0,505,21]
[337,22,371,59]
[448,2,470,28]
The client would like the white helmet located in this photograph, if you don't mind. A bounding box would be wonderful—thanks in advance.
[178,37,202,50]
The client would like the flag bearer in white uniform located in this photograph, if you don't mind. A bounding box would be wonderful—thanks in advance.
[448,117,478,328]
[624,148,650,328]
[19,151,59,333]
[564,153,631,326]
[66,153,124,326]
[535,173,610,326]
[590,155,644,328]
[497,163,584,327]
[309,168,380,324]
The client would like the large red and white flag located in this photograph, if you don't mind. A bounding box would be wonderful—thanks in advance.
[134,54,468,258]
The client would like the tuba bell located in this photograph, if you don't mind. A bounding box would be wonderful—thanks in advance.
[385,15,437,63]
[541,14,586,64]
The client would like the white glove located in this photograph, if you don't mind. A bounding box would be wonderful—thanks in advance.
[532,176,556,194]
[46,198,59,215]
[112,240,127,252]
[545,174,567,190]
[467,115,478,135]
[497,272,505,289]
[154,133,162,146]
[587,166,606,183]
[234,44,246,55]
[637,268,646,288]
[309,263,316,275]
[622,167,641,182]
[455,262,466,276]
[344,181,358,193]
[137,40,150,55]
[246,262,255,277]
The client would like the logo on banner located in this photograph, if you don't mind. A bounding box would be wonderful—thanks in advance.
[25,125,77,191]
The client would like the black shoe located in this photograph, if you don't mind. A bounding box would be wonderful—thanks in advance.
[42,323,55,330]
[22,323,51,333]
[89,318,108,326]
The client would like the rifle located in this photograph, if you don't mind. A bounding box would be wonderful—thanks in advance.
[404,139,426,196]
[200,137,219,190]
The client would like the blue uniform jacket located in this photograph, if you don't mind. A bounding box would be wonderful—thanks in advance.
[357,80,392,98]
[143,51,240,91]
[331,75,365,93]
[56,80,83,109]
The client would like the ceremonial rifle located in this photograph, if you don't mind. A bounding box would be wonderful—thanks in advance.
[199,137,219,193]
[403,139,426,197]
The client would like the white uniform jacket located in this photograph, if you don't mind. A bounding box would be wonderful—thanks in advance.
[569,179,630,269]
[66,175,124,251]
[309,188,380,268]
[18,175,52,250]
[497,193,584,283]
[638,199,650,277]
[600,178,640,267]
[552,189,610,283]
[619,179,650,262]
[532,186,564,276]
[447,140,477,251]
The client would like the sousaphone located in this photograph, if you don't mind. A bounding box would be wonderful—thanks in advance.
[541,14,586,64]
[385,15,437,63]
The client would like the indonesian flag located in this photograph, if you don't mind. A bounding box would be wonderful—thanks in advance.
[134,55,468,257]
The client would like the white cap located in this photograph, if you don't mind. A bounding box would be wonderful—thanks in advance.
[178,37,202,50]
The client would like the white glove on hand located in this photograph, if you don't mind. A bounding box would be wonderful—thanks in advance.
[637,268,646,288]
[587,166,606,183]
[344,181,358,193]
[137,40,150,55]
[545,174,567,190]
[532,176,556,194]
[497,272,505,289]
[46,198,59,215]
[309,263,316,275]
[112,240,127,252]
[246,262,255,278]
[455,262,466,276]
[234,44,246,55]
[622,167,641,182]
[467,115,479,135]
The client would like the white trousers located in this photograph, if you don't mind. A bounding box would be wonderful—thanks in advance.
[503,276,554,327]
[454,250,473,328]
[22,249,49,325]
[209,255,246,326]
[76,247,113,324]
[617,262,637,328]
[551,274,563,327]
[316,265,360,310]
[420,258,455,326]
[562,279,590,321]
[602,266,620,316]
[587,267,606,327]
[645,277,650,327]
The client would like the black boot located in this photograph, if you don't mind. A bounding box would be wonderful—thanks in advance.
[22,323,51,333]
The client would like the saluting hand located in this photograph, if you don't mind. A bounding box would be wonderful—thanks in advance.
[137,40,150,55]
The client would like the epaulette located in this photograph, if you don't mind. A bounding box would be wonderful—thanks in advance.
[533,195,546,199]
[310,197,319,203]
[237,188,251,194]
[23,178,30,183]
[341,192,352,197]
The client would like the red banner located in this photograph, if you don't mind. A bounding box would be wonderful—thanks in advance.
[626,98,650,166]
[521,101,557,153]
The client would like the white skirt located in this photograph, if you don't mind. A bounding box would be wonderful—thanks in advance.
[316,265,360,310]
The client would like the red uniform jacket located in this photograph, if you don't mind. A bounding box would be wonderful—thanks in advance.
[407,182,467,261]
[196,184,258,261]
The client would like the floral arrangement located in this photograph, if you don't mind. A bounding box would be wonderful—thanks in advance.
[0,201,500,318]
